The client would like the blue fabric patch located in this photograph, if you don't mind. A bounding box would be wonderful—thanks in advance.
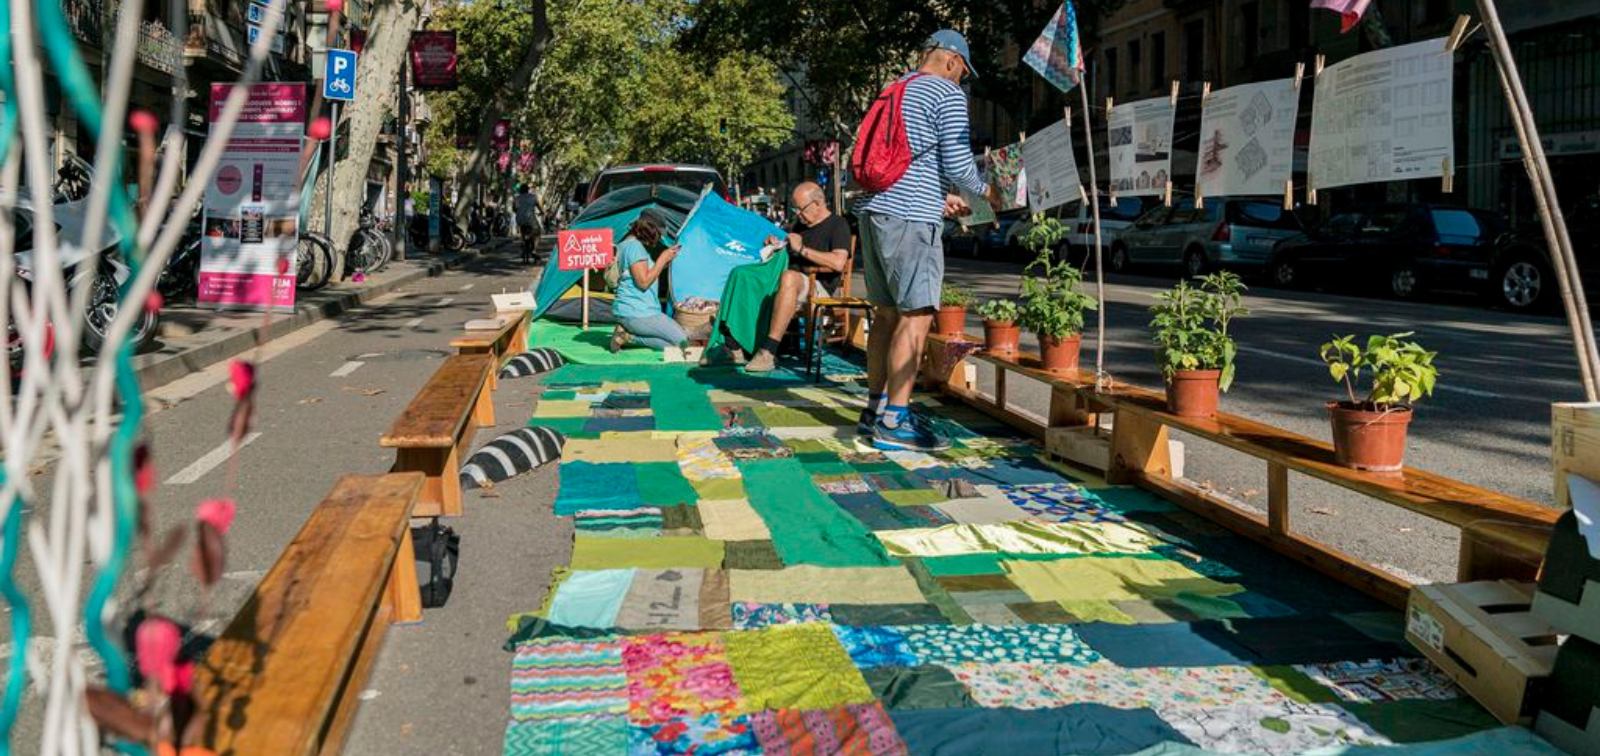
[584,416,656,433]
[554,461,642,514]
[1073,622,1254,668]
[832,492,950,531]
[831,624,918,668]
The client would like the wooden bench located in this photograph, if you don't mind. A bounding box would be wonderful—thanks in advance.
[450,311,529,391]
[380,353,495,517]
[195,472,425,755]
[923,332,1561,607]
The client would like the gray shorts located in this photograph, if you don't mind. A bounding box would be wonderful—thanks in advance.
[860,211,943,312]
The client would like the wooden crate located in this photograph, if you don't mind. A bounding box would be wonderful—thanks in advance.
[1045,422,1185,479]
[1405,581,1560,724]
[1553,402,1600,510]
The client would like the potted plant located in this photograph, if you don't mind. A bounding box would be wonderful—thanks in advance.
[1149,271,1248,417]
[937,283,975,338]
[976,298,1021,354]
[1019,246,1096,373]
[1319,332,1438,471]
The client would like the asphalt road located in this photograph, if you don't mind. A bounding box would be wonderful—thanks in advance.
[4,243,1578,751]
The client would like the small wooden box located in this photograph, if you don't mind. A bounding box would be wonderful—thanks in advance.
[1045,424,1184,479]
[1405,581,1560,725]
[1552,402,1600,510]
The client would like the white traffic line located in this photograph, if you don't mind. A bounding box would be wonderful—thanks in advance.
[165,432,263,485]
[459,283,475,291]
[330,360,365,377]
[1235,346,1510,401]
[436,297,454,306]
[404,317,424,328]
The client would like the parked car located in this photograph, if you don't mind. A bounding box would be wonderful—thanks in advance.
[1267,203,1553,311]
[579,164,728,206]
[1006,195,1156,268]
[1111,197,1304,277]
[978,209,1029,257]
[942,218,980,257]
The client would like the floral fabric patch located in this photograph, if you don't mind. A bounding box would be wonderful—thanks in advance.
[629,712,759,755]
[731,602,832,629]
[898,623,1101,666]
[621,632,744,720]
[749,702,908,755]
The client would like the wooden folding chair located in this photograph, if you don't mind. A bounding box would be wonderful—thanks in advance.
[803,236,872,380]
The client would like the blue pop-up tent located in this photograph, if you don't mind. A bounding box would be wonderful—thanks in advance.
[529,185,696,322]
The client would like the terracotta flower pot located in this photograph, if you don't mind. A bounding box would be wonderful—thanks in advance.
[1327,402,1414,472]
[983,320,1020,354]
[1166,369,1221,417]
[1038,333,1081,373]
[936,306,968,338]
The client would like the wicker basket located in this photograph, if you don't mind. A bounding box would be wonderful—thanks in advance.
[674,309,715,343]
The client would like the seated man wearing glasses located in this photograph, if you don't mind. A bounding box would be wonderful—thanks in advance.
[741,181,851,373]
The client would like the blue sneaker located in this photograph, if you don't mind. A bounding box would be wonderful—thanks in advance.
[872,412,950,452]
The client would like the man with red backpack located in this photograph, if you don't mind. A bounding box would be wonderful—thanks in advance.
[852,29,999,452]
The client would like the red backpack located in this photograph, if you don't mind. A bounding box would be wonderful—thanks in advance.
[850,74,926,193]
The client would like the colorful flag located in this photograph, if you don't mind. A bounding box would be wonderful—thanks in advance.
[1311,0,1371,33]
[1023,2,1085,93]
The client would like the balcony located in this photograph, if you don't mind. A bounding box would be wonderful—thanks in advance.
[64,0,104,45]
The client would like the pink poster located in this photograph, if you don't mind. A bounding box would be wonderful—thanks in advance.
[201,83,305,311]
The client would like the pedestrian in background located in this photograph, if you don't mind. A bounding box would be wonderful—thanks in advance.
[514,184,540,264]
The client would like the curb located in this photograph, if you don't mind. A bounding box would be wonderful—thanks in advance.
[134,257,449,391]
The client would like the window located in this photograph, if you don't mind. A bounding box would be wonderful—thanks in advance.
[1240,3,1258,63]
[1104,48,1119,97]
[1227,201,1301,230]
[1101,196,1150,221]
[1128,40,1142,92]
[1150,32,1166,90]
[1431,209,1485,244]
[1184,20,1205,80]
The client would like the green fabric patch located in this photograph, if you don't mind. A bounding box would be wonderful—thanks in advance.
[1335,698,1501,743]
[881,489,948,507]
[861,665,977,710]
[752,404,859,429]
[707,248,789,355]
[504,715,629,754]
[635,462,700,507]
[570,536,724,569]
[919,551,1150,577]
[738,458,895,568]
[659,504,703,532]
[1335,611,1410,645]
[830,603,951,626]
[540,390,579,401]
[1083,485,1178,513]
[650,376,724,431]
[723,624,875,710]
[531,319,663,365]
[526,417,594,436]
[903,558,973,624]
[690,477,746,501]
[723,540,784,570]
[1251,665,1341,704]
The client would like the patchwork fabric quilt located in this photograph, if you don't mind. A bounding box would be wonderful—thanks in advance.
[502,338,1556,756]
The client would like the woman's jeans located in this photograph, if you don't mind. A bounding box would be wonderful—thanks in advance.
[620,313,687,350]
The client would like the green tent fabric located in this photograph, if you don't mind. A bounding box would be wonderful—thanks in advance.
[707,249,790,355]
[529,320,663,365]
[529,185,696,321]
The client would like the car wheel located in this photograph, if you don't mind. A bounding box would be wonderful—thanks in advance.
[1183,247,1207,278]
[1497,258,1547,310]
[1389,264,1419,299]
[1269,259,1298,289]
[1109,244,1129,273]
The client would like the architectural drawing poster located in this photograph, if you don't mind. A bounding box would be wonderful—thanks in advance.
[1196,78,1300,198]
[1020,118,1081,213]
[1309,37,1454,191]
[1107,97,1174,196]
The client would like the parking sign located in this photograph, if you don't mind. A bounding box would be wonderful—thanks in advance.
[323,49,358,101]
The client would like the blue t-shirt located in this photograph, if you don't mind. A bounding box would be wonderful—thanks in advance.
[612,237,663,320]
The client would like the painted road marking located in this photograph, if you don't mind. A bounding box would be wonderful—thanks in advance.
[330,360,365,377]
[459,283,475,291]
[1235,346,1512,401]
[437,297,454,306]
[404,317,424,328]
[166,432,263,485]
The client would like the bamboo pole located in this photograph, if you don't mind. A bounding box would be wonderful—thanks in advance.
[1475,0,1600,400]
[1075,89,1106,381]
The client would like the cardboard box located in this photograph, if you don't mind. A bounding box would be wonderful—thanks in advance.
[1535,635,1600,756]
[1405,581,1560,724]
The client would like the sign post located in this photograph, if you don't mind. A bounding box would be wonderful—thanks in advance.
[322,48,358,238]
[557,228,616,330]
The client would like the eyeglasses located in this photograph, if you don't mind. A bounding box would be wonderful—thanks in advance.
[793,198,824,215]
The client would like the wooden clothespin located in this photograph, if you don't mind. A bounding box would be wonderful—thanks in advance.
[1446,14,1472,52]
[1019,131,1027,144]
[1283,178,1294,210]
[1195,183,1205,210]
[1314,54,1326,77]
[1441,157,1454,193]
[1169,80,1180,106]
[1308,185,1318,206]
[1163,181,1173,207]
[1064,106,1071,128]
[1293,62,1305,90]
[1105,96,1114,115]
[1201,81,1212,103]
[1078,185,1088,203]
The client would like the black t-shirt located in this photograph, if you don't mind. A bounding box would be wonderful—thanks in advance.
[787,214,852,290]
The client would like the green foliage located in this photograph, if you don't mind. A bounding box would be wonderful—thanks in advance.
[940,283,976,308]
[1019,215,1069,257]
[1318,332,1439,408]
[1019,247,1096,339]
[1148,272,1249,391]
[976,298,1019,324]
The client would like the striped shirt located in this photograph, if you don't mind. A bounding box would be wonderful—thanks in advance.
[857,73,989,224]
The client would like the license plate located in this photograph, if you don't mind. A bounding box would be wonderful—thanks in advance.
[1247,236,1270,247]
[1470,268,1489,280]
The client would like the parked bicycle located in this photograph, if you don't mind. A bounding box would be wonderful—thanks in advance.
[346,207,393,276]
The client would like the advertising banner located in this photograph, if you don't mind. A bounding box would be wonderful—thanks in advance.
[1196,78,1300,198]
[1309,37,1454,191]
[1020,118,1081,213]
[1108,97,1174,197]
[409,30,458,90]
[201,83,304,311]
[557,229,615,271]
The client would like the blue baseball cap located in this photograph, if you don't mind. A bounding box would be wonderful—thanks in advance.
[926,29,978,78]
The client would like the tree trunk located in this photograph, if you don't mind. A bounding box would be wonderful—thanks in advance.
[456,0,552,227]
[308,0,422,277]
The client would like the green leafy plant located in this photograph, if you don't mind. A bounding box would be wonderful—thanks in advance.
[1019,247,1096,339]
[1149,271,1249,391]
[1018,214,1069,257]
[940,283,976,309]
[976,298,1019,324]
[1319,332,1439,409]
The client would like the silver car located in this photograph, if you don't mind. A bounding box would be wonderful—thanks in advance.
[1110,197,1304,277]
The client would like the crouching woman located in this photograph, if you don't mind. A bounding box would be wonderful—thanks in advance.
[610,212,687,352]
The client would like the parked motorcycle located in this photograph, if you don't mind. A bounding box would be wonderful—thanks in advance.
[407,208,468,252]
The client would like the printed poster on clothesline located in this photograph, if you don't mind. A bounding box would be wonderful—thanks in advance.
[1196,78,1300,199]
[1107,97,1174,197]
[200,82,304,312]
[1020,118,1080,213]
[983,143,1028,211]
[1309,37,1454,192]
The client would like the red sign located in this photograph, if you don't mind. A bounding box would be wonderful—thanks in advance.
[492,119,511,150]
[409,31,458,90]
[557,229,615,271]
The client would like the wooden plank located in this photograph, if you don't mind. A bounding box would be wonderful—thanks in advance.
[395,447,461,518]
[196,472,424,756]
[1108,409,1171,485]
[389,527,423,624]
[1268,462,1290,535]
[318,603,392,756]
[380,354,493,448]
